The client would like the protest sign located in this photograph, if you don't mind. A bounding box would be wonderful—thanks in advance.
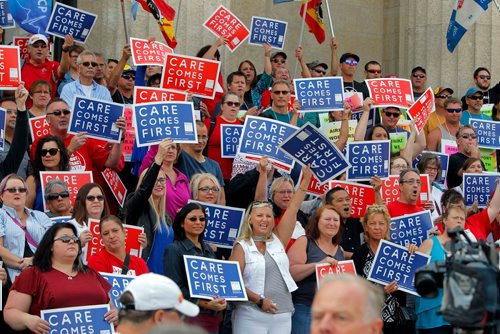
[100,273,135,309]
[40,171,93,212]
[0,108,5,151]
[50,216,72,224]
[413,151,449,184]
[239,116,297,172]
[133,101,197,147]
[0,45,20,90]
[406,87,435,134]
[389,210,434,247]
[481,104,494,118]
[184,255,247,300]
[389,132,408,155]
[102,168,127,207]
[249,16,287,49]
[469,119,500,150]
[203,5,250,52]
[365,78,414,108]
[293,77,344,112]
[13,37,29,60]
[68,96,124,143]
[481,149,497,172]
[344,92,364,110]
[130,37,173,66]
[134,86,187,104]
[315,260,356,288]
[0,0,15,28]
[122,106,134,162]
[329,181,376,218]
[161,54,221,99]
[29,115,50,142]
[346,140,390,181]
[367,240,430,295]
[189,200,245,248]
[41,304,113,334]
[381,174,430,207]
[440,138,458,155]
[352,108,376,128]
[319,120,357,142]
[221,124,243,158]
[279,123,350,183]
[302,173,330,196]
[463,173,499,207]
[46,3,97,43]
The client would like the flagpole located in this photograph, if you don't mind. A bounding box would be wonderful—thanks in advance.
[493,0,500,11]
[175,0,182,34]
[295,0,308,78]
[324,0,335,37]
[120,0,129,42]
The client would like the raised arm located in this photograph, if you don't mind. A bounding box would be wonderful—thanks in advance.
[254,157,272,201]
[263,43,272,75]
[334,102,352,151]
[296,46,311,78]
[354,98,372,141]
[108,44,131,94]
[57,35,74,77]
[202,36,227,60]
[329,37,339,76]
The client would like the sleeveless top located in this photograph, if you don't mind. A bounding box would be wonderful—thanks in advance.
[438,123,456,141]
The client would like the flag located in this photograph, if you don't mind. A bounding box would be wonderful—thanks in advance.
[138,0,177,48]
[131,0,139,20]
[273,0,296,3]
[300,0,325,44]
[446,0,491,52]
[8,0,52,34]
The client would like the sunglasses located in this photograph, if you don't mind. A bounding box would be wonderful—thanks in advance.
[198,186,220,193]
[86,195,105,202]
[367,69,382,74]
[81,61,98,67]
[47,109,71,117]
[41,148,60,156]
[224,101,241,107]
[344,59,358,66]
[468,95,483,101]
[272,90,290,95]
[436,94,451,99]
[3,187,28,193]
[412,73,426,79]
[122,74,135,80]
[54,235,80,243]
[187,216,206,222]
[461,133,477,139]
[383,111,400,118]
[446,108,462,113]
[47,191,70,201]
[31,43,47,49]
[478,75,491,80]
[272,59,286,64]
[312,68,327,75]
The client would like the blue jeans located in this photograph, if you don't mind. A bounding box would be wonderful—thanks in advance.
[291,303,311,334]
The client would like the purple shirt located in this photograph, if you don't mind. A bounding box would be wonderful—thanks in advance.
[165,167,191,218]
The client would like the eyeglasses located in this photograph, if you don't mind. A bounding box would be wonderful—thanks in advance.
[461,133,477,139]
[47,109,71,117]
[3,187,28,193]
[383,111,400,118]
[155,178,167,185]
[47,191,70,201]
[33,90,50,95]
[81,61,98,67]
[446,108,462,113]
[392,164,407,170]
[468,95,483,101]
[401,179,422,185]
[436,94,451,99]
[412,73,426,79]
[366,69,382,74]
[187,216,206,222]
[86,195,105,202]
[198,186,220,193]
[425,167,438,172]
[272,59,286,64]
[224,101,241,107]
[122,74,135,80]
[312,68,326,75]
[54,235,80,244]
[344,59,358,66]
[41,148,60,156]
[272,90,290,95]
[478,75,491,80]
[276,190,294,195]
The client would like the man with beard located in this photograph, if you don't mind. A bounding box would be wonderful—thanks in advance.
[461,67,500,110]
[423,86,454,136]
[427,97,462,152]
[460,87,489,125]
[387,168,425,217]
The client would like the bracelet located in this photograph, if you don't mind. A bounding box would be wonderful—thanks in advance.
[256,296,265,308]
[62,48,69,52]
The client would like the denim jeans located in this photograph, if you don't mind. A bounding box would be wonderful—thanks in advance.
[291,303,311,334]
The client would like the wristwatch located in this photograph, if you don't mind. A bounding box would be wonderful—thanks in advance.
[257,295,265,308]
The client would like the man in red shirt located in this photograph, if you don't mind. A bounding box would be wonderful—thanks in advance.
[387,168,425,217]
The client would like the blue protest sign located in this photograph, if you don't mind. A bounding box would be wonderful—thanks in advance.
[249,16,288,49]
[0,107,5,151]
[463,173,499,207]
[293,77,344,112]
[134,101,198,147]
[413,150,449,184]
[46,3,97,43]
[0,0,14,28]
[50,216,72,224]
[189,200,245,248]
[347,140,390,181]
[469,119,500,150]
[68,96,124,143]
[279,123,350,183]
[238,116,297,171]
[389,211,434,247]
[9,0,51,34]
[367,240,430,296]
[184,255,247,301]
[352,108,376,127]
[41,304,114,334]
[221,124,243,158]
[100,273,135,309]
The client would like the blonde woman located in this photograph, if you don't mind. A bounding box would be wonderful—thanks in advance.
[190,173,224,205]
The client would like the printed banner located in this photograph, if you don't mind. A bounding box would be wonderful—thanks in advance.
[365,78,414,108]
[249,16,287,49]
[161,54,221,99]
[293,77,344,112]
[329,181,376,218]
[50,216,72,224]
[101,168,127,208]
[133,101,197,147]
[367,239,430,295]
[40,171,93,212]
[0,45,20,90]
[469,119,500,150]
[68,96,124,143]
[134,86,187,104]
[28,115,50,142]
[441,138,458,155]
[463,173,499,207]
[302,173,330,197]
[46,3,97,43]
[315,260,356,288]
[9,0,52,34]
[413,151,449,184]
[407,87,435,134]
[319,120,357,142]
[0,0,15,28]
[100,273,135,309]
[13,37,29,60]
[130,37,173,66]
[41,305,113,334]
[352,108,376,128]
[346,140,390,181]
[0,108,5,151]
[203,5,250,52]
[220,124,243,158]
[381,174,431,207]
[389,211,434,247]
[184,255,247,300]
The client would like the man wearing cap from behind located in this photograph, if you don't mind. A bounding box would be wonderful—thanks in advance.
[117,273,200,334]
[461,87,488,125]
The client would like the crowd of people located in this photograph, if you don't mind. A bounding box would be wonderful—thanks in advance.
[0,16,499,334]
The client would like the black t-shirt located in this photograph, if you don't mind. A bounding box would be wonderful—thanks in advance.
[344,80,370,100]
[340,217,364,253]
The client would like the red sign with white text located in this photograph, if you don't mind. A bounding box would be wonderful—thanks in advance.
[329,181,376,218]
[203,5,250,52]
[130,37,173,66]
[40,171,93,212]
[381,174,430,207]
[122,106,134,162]
[29,115,50,142]
[407,87,435,134]
[303,173,330,196]
[315,260,357,288]
[134,86,187,104]
[365,78,414,108]
[101,168,127,207]
[13,37,29,60]
[0,45,21,90]
[161,54,221,99]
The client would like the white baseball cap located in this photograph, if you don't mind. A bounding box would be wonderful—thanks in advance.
[123,273,199,317]
[28,34,49,46]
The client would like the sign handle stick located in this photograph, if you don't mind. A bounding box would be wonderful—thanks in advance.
[120,0,129,42]
[294,0,308,79]
[324,0,335,37]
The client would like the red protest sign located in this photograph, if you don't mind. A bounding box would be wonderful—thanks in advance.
[13,37,29,60]
[329,181,376,218]
[203,5,250,52]
[315,260,356,288]
[134,86,187,104]
[303,173,330,196]
[130,37,173,66]
[29,115,50,142]
[407,87,435,134]
[122,106,135,162]
[381,174,430,207]
[365,78,414,108]
[40,171,93,212]
[161,54,221,99]
[0,45,21,90]
[101,168,127,207]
